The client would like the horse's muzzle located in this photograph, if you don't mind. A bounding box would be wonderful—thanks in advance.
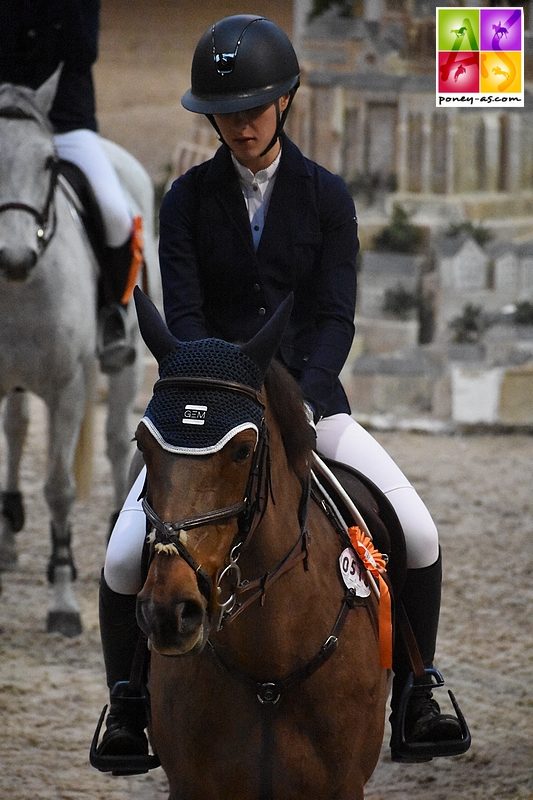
[136,595,207,656]
[0,245,38,282]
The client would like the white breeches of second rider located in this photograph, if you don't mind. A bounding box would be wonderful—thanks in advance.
[54,128,132,247]
[315,414,439,570]
[105,413,440,595]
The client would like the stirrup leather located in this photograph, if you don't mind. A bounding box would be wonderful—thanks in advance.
[391,667,471,762]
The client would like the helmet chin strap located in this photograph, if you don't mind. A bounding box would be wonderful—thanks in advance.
[258,98,283,158]
[206,114,225,146]
[206,85,299,163]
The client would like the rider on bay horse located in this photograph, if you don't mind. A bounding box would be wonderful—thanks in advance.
[0,0,142,374]
[91,14,469,773]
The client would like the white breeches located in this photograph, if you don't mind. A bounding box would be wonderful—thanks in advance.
[105,413,439,595]
[105,467,147,594]
[54,129,132,247]
[315,414,439,570]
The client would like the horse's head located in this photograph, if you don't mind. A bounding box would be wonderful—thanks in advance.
[133,288,302,656]
[0,70,60,282]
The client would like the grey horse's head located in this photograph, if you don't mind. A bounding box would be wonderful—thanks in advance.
[0,69,61,282]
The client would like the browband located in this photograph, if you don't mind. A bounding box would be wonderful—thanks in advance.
[154,375,264,406]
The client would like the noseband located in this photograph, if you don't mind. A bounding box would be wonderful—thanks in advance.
[0,106,59,254]
[142,375,272,613]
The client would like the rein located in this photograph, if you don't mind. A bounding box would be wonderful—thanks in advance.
[207,595,354,704]
[220,477,311,624]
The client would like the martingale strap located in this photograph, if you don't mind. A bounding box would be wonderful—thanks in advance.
[220,471,311,623]
[207,596,352,705]
[224,530,310,623]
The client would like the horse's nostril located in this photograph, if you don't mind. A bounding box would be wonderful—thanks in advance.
[0,245,38,278]
[176,600,204,635]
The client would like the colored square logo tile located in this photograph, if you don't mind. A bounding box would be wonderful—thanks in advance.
[436,6,524,107]
[480,8,522,51]
[438,51,480,92]
[480,51,522,93]
[438,9,480,51]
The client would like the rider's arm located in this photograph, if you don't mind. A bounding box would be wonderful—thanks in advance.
[61,0,100,67]
[297,171,358,419]
[159,171,210,341]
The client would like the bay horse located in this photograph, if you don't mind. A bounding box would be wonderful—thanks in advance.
[0,73,158,636]
[131,288,390,800]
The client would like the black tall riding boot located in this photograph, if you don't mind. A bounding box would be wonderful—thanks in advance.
[97,217,143,374]
[90,571,151,775]
[390,549,469,762]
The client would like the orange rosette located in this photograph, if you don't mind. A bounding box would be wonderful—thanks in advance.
[348,526,392,670]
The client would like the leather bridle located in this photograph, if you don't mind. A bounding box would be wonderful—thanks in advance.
[142,376,270,608]
[0,106,59,255]
[141,374,311,629]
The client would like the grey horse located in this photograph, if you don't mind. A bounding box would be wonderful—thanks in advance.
[0,72,158,636]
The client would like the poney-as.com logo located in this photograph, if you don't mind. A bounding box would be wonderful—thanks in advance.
[436,7,524,108]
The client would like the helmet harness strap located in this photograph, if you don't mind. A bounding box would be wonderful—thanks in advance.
[259,84,298,157]
[205,83,299,160]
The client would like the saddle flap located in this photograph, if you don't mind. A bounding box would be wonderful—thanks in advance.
[315,453,407,595]
[58,160,106,264]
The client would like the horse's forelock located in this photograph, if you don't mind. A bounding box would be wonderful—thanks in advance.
[264,360,315,480]
[0,85,50,129]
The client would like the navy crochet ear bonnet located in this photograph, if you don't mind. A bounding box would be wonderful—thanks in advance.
[141,337,264,455]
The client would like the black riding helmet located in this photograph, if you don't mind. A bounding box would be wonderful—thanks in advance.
[181,14,300,156]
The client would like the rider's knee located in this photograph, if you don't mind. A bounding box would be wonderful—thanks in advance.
[384,486,440,569]
[104,508,146,595]
[100,203,132,248]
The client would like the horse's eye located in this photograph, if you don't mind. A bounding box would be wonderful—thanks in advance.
[232,443,252,463]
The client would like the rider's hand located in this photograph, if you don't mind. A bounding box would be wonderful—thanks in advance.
[303,401,316,430]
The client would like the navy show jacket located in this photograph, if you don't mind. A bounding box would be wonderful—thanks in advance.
[159,135,359,420]
[0,0,99,133]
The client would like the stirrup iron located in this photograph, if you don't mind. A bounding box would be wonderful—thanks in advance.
[89,700,160,776]
[391,667,471,762]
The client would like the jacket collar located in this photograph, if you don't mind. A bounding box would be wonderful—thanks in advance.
[204,134,310,185]
[203,135,312,256]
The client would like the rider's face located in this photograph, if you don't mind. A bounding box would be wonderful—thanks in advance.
[214,95,289,173]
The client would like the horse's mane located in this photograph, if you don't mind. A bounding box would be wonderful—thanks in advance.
[263,359,315,481]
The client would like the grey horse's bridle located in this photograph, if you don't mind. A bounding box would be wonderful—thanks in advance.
[0,106,59,253]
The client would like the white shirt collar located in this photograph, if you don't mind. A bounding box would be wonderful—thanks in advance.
[231,149,282,188]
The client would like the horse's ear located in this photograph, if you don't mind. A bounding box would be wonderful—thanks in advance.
[133,286,180,364]
[241,293,293,379]
[35,65,63,117]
